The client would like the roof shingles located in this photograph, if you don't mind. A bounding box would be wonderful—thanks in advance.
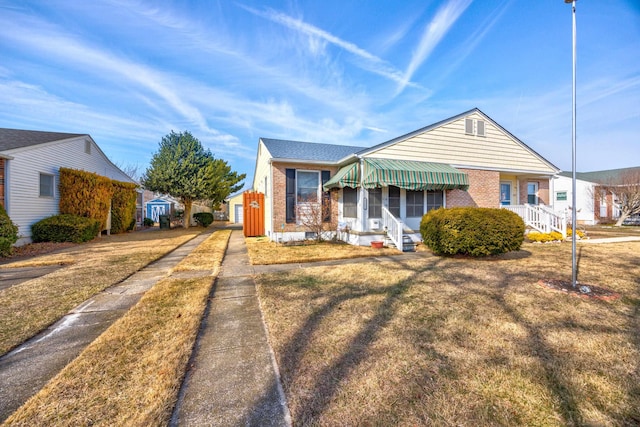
[261,138,360,163]
[0,128,86,152]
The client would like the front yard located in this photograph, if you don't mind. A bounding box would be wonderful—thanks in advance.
[255,240,640,426]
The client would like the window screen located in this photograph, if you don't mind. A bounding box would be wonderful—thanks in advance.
[343,187,357,217]
[39,173,54,197]
[368,188,382,218]
[406,190,424,217]
[297,171,319,203]
[426,191,443,212]
[388,186,400,217]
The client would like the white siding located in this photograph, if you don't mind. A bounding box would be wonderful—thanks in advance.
[227,192,244,223]
[4,136,135,243]
[552,175,596,224]
[365,112,557,174]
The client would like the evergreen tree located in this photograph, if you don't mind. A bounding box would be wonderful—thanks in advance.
[142,131,245,227]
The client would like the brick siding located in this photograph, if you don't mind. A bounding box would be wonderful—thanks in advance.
[446,169,500,208]
[271,162,339,233]
[518,179,549,205]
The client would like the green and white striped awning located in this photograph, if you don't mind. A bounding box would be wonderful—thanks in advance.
[362,158,469,191]
[323,162,359,190]
[323,158,469,191]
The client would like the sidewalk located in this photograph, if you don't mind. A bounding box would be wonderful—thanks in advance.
[170,230,291,426]
[578,235,640,244]
[0,229,214,423]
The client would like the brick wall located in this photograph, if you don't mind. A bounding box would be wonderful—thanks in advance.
[446,169,500,208]
[271,162,339,233]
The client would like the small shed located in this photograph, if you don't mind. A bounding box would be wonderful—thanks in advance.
[145,198,173,223]
[227,192,244,224]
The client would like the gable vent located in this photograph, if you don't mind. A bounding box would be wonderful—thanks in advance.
[464,117,485,137]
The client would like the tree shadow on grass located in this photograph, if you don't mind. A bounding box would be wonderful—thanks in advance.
[271,257,443,426]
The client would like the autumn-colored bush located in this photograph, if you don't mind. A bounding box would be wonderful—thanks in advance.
[59,168,113,231]
[111,181,138,234]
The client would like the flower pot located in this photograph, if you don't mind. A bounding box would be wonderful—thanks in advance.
[371,241,384,249]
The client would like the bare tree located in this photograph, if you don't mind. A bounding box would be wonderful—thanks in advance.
[115,162,143,182]
[599,169,640,226]
[295,191,337,241]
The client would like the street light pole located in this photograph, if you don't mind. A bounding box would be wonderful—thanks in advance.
[565,0,577,288]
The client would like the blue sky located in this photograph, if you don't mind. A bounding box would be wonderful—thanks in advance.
[1,1,638,188]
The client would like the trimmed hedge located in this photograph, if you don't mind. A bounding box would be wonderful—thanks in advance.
[193,212,213,227]
[32,214,101,243]
[143,218,155,227]
[420,207,525,257]
[0,204,18,256]
[59,168,113,231]
[110,181,138,234]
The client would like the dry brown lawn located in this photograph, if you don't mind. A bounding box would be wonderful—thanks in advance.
[246,236,400,265]
[3,229,231,426]
[257,241,640,426]
[0,228,201,356]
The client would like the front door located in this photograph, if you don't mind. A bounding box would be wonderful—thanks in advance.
[500,183,512,206]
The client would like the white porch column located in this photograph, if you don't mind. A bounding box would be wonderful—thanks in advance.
[357,159,366,232]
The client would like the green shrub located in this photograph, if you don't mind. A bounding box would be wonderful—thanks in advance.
[32,214,101,243]
[193,212,214,227]
[0,204,19,256]
[420,207,525,257]
[143,217,155,227]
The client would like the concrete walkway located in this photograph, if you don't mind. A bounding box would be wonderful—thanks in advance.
[0,229,215,423]
[578,235,640,244]
[171,230,291,426]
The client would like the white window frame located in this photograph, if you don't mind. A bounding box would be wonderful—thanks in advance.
[343,187,358,218]
[527,182,539,205]
[296,170,320,204]
[39,173,55,198]
[465,117,486,137]
[465,118,474,135]
[476,119,485,137]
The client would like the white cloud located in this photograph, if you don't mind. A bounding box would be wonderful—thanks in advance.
[397,0,473,95]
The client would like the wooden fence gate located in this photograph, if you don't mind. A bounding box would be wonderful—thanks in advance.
[243,191,264,237]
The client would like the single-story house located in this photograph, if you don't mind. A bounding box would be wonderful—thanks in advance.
[252,108,562,248]
[0,128,136,245]
[553,167,640,225]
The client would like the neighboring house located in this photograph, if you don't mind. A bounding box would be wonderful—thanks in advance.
[252,108,562,247]
[227,191,244,224]
[553,167,640,225]
[0,128,135,245]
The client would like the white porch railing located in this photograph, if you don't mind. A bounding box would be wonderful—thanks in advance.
[382,206,403,249]
[502,204,567,237]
